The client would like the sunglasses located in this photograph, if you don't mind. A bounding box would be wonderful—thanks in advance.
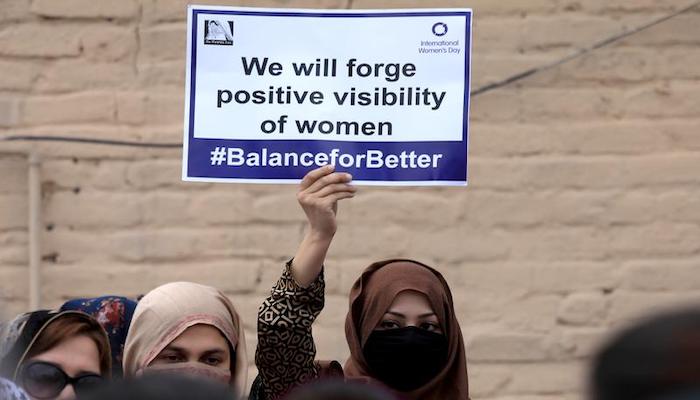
[20,361,104,399]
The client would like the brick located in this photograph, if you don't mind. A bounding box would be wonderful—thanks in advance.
[188,190,255,225]
[65,225,297,262]
[472,120,683,157]
[453,289,521,326]
[620,260,700,291]
[606,223,700,259]
[249,192,306,223]
[314,294,347,329]
[141,0,190,22]
[117,90,183,126]
[0,156,27,193]
[42,260,261,301]
[562,0,686,14]
[31,0,139,19]
[531,263,619,294]
[0,300,30,322]
[467,364,512,398]
[41,159,129,191]
[557,292,608,326]
[137,61,186,88]
[143,0,350,22]
[621,82,700,119]
[608,292,700,323]
[231,293,267,332]
[471,154,700,190]
[36,60,135,93]
[344,189,464,228]
[470,89,520,123]
[0,0,30,21]
[442,263,533,298]
[0,194,27,230]
[0,61,40,91]
[312,325,351,365]
[45,191,141,229]
[475,16,619,53]
[460,190,610,228]
[331,224,413,259]
[139,192,193,226]
[654,46,700,80]
[472,53,551,90]
[0,24,83,57]
[125,159,183,189]
[0,98,19,127]
[333,256,385,296]
[501,295,561,333]
[560,327,608,358]
[599,189,700,225]
[400,225,509,263]
[530,48,656,86]
[504,362,585,394]
[80,26,137,61]
[21,92,116,126]
[630,15,700,46]
[0,240,28,266]
[139,24,187,63]
[468,332,550,361]
[505,227,610,262]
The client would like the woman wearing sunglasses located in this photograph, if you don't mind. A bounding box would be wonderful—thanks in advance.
[0,310,111,400]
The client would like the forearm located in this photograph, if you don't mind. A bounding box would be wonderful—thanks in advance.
[291,229,333,288]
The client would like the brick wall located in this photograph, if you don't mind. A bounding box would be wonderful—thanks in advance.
[1,1,699,398]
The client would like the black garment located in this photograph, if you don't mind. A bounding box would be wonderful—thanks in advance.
[363,327,449,392]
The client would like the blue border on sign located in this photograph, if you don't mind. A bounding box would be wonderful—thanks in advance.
[187,8,472,183]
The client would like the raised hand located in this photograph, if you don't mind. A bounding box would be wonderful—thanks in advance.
[291,165,356,287]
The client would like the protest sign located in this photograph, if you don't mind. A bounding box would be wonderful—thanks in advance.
[182,6,472,185]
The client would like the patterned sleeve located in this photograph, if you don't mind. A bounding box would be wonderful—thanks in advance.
[255,261,325,400]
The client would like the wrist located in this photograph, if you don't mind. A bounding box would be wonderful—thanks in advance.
[306,227,335,244]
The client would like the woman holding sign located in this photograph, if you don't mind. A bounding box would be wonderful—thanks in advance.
[253,165,470,400]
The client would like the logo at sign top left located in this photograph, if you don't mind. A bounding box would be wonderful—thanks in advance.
[204,20,234,45]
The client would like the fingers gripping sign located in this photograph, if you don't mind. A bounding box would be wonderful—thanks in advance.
[292,165,356,287]
[298,165,356,239]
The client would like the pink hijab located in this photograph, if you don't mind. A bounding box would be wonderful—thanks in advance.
[123,282,247,398]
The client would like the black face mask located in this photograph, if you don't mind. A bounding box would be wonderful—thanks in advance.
[363,326,449,392]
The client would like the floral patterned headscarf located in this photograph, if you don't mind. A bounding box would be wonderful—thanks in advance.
[61,296,137,378]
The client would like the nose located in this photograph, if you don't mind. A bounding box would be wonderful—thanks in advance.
[54,384,76,400]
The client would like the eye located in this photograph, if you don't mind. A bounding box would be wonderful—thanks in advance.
[157,352,185,363]
[203,356,222,366]
[379,320,401,330]
[420,322,441,333]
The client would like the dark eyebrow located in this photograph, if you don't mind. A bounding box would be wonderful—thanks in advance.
[201,348,227,357]
[385,311,406,318]
[386,311,437,319]
[162,345,187,353]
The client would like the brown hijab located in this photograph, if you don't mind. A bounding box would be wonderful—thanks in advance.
[344,259,470,400]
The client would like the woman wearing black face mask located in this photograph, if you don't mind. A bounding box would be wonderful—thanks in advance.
[252,166,469,400]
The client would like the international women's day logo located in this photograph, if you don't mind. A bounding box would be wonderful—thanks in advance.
[204,20,234,45]
[432,22,448,36]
